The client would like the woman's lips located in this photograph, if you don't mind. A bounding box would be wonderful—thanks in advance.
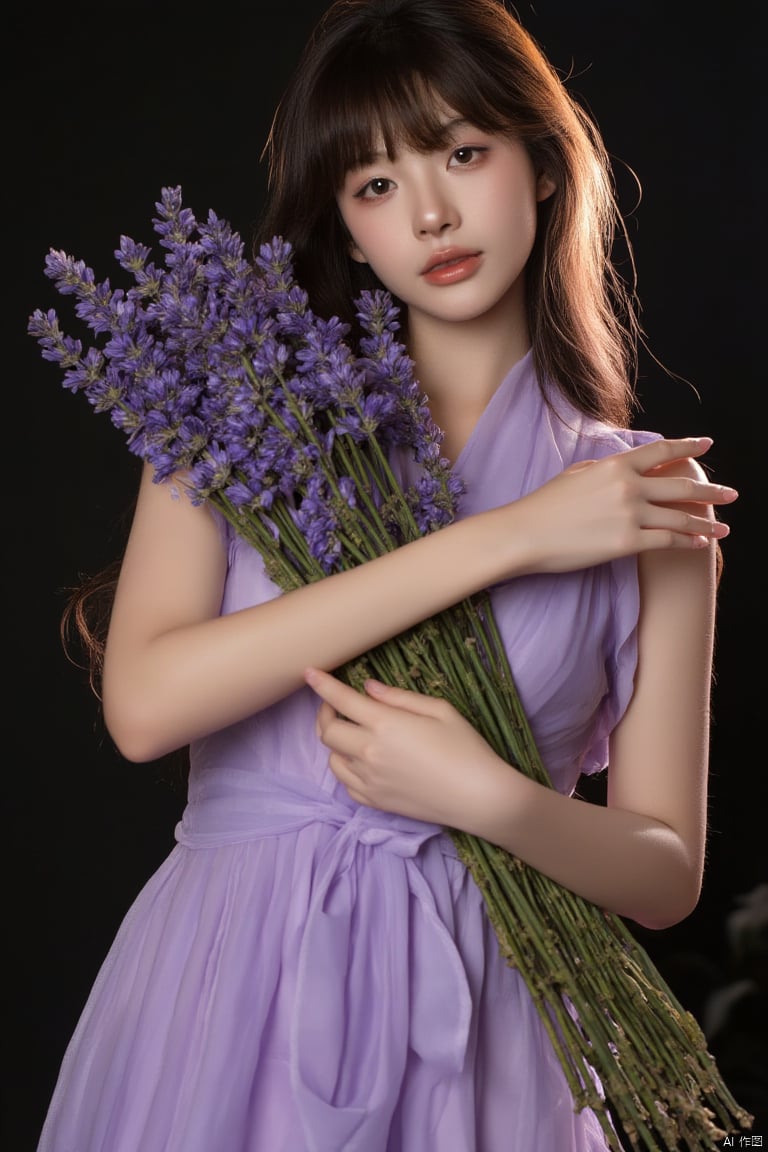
[420,249,482,285]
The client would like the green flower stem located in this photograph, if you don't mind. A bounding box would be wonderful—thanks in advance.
[213,430,750,1149]
[37,215,750,1145]
[343,622,750,1145]
[330,433,398,556]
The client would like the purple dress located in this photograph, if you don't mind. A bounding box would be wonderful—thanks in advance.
[38,351,660,1152]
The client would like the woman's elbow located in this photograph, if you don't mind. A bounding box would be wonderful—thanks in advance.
[103,686,178,764]
[633,865,703,932]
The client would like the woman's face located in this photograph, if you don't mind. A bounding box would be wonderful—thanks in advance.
[336,110,554,333]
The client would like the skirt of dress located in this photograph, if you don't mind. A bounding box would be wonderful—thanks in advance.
[38,812,611,1152]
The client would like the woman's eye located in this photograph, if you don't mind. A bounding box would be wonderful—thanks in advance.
[450,146,486,166]
[355,177,394,199]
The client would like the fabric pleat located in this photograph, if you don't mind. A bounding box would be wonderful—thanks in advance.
[38,351,659,1151]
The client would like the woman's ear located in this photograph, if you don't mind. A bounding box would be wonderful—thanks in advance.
[536,171,556,202]
[348,239,368,264]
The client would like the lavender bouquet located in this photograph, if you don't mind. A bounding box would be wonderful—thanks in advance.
[29,186,751,1150]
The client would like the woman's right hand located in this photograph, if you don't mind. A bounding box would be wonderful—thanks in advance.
[510,436,737,575]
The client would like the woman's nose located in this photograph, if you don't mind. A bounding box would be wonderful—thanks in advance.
[412,181,460,237]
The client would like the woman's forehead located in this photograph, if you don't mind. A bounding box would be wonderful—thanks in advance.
[365,103,466,154]
[350,92,475,162]
[319,69,510,185]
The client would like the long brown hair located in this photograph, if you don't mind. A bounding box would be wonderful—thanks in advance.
[259,0,641,427]
[67,0,649,695]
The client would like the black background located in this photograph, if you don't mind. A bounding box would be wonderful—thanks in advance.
[9,2,765,1147]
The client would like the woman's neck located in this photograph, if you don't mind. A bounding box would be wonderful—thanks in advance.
[406,307,531,462]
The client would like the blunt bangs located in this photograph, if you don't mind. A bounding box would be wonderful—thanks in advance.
[308,47,520,193]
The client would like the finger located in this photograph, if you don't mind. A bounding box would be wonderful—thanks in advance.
[315,699,338,737]
[626,436,715,472]
[323,741,358,785]
[315,699,368,760]
[640,507,731,540]
[305,667,376,722]
[640,475,738,508]
[640,433,718,465]
[364,678,450,718]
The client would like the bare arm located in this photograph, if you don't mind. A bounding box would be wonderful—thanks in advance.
[460,537,715,928]
[102,439,733,768]
[307,455,728,928]
[102,461,545,760]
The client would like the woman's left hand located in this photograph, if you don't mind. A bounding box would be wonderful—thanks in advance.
[304,666,507,827]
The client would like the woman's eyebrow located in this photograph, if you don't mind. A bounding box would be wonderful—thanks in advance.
[441,116,473,133]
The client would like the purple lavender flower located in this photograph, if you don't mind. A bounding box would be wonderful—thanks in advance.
[28,189,748,1149]
[28,185,464,575]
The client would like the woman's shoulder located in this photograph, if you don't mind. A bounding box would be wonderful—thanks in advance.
[541,376,664,462]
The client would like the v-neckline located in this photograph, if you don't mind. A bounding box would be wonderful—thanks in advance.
[450,348,534,474]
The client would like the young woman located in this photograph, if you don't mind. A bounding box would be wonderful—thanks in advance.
[37,1,738,1149]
